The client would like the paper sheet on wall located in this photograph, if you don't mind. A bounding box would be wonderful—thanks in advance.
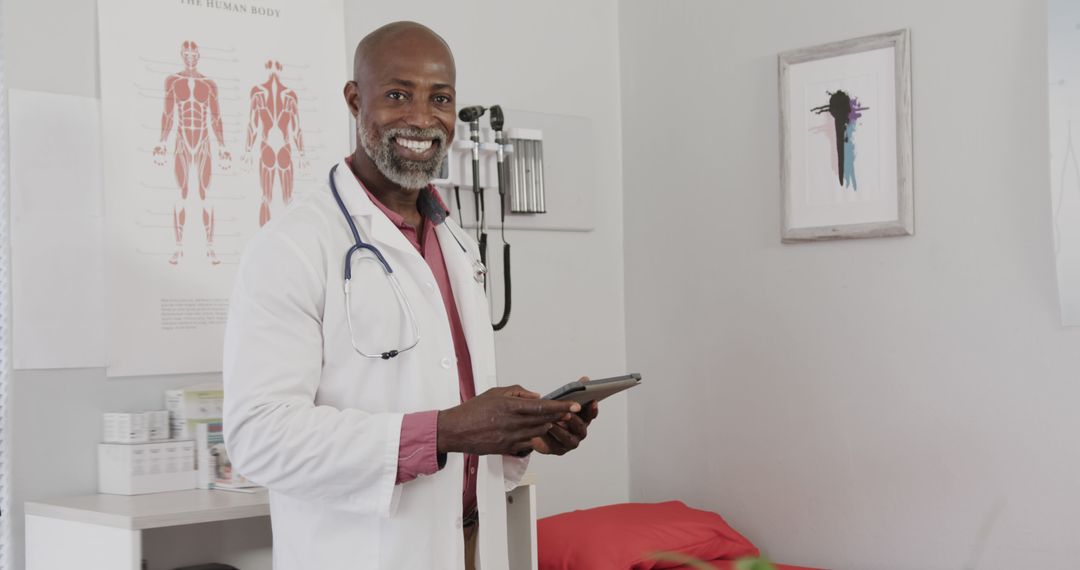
[1049,0,1080,326]
[9,90,108,369]
[98,0,348,376]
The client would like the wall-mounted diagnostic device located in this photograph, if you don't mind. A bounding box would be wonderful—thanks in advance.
[446,104,539,331]
[506,129,545,214]
[430,106,591,331]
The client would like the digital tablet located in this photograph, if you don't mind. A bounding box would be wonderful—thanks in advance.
[542,373,642,405]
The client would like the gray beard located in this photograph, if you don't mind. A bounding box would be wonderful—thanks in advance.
[359,122,448,190]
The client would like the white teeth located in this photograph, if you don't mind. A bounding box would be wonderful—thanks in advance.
[396,138,433,152]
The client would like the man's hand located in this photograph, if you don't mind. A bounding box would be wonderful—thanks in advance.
[437,385,580,457]
[532,376,600,456]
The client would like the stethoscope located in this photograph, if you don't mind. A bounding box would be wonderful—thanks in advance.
[328,164,483,360]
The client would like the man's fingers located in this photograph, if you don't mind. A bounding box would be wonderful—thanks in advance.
[512,397,579,417]
[507,388,541,399]
[524,423,555,440]
[546,424,580,449]
[578,376,590,383]
[510,440,535,456]
[580,401,599,423]
[499,385,541,399]
[509,410,569,432]
[533,427,577,456]
[563,414,589,439]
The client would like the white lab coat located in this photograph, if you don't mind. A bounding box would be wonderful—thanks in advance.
[223,159,528,570]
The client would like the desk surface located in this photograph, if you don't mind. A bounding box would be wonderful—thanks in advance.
[25,473,536,531]
[25,489,270,530]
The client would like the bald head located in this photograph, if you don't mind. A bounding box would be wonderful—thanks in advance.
[344,21,457,193]
[353,21,455,85]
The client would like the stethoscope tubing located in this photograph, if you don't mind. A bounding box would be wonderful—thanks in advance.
[328,164,421,359]
[329,164,393,280]
[327,162,490,360]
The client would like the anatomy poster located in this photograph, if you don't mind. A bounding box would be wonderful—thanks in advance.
[99,0,347,376]
[1049,0,1080,326]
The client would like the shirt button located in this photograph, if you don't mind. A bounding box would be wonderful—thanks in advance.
[440,357,452,369]
[469,467,476,475]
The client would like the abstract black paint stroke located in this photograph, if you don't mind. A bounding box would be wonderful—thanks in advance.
[811,90,854,187]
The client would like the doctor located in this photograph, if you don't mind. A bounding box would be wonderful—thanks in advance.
[223,21,598,570]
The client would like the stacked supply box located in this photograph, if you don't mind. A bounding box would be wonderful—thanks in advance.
[146,409,170,441]
[103,410,171,443]
[166,382,224,440]
[102,412,148,443]
[98,440,197,495]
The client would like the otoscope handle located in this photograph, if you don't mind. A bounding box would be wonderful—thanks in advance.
[478,233,488,291]
[471,126,481,239]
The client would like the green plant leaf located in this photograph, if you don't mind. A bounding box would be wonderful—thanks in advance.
[735,556,778,570]
[647,551,777,570]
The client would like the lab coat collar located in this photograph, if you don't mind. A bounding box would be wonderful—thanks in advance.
[329,158,430,257]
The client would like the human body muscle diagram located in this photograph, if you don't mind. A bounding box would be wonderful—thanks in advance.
[243,60,307,226]
[153,40,232,265]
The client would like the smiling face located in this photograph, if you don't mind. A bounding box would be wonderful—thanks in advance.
[345,23,456,190]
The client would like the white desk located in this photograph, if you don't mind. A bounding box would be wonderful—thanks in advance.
[26,478,537,570]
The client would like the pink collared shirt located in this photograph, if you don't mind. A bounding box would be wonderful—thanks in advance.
[344,159,479,518]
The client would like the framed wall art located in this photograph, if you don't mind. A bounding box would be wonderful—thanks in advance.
[778,29,913,242]
[1048,0,1080,326]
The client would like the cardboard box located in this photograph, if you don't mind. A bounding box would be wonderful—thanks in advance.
[98,441,197,495]
[165,383,224,440]
[103,412,149,444]
[146,410,170,441]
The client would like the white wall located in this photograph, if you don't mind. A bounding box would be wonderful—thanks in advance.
[620,1,1080,569]
[3,1,627,568]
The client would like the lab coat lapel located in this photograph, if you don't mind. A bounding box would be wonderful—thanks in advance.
[436,221,495,392]
[330,159,425,258]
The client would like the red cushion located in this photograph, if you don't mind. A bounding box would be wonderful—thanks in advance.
[675,562,825,570]
[537,501,759,570]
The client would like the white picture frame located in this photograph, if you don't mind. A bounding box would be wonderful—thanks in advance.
[779,29,913,243]
[1048,0,1080,326]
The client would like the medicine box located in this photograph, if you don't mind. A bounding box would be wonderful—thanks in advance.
[98,440,197,495]
[146,409,170,441]
[102,412,149,444]
[103,410,173,443]
[165,383,224,440]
